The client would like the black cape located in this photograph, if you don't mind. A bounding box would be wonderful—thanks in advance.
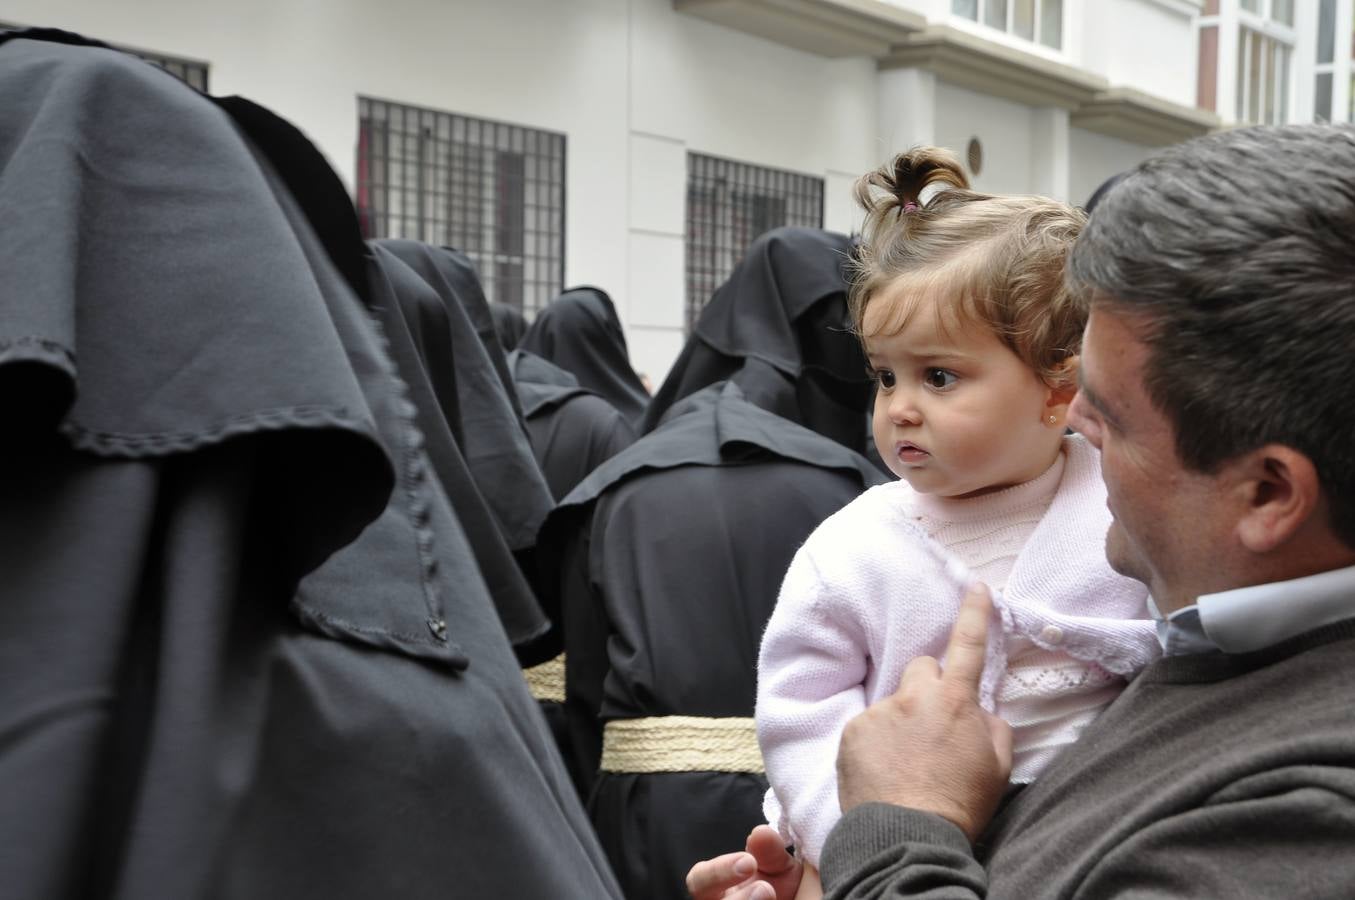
[518,286,651,425]
[365,242,555,660]
[374,238,550,554]
[538,381,886,899]
[508,348,637,791]
[491,300,529,351]
[641,227,876,459]
[0,34,620,899]
[508,349,637,502]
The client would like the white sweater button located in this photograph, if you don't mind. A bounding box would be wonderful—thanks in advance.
[1039,625,1064,645]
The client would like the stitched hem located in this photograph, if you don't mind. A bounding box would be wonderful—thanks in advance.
[59,405,373,458]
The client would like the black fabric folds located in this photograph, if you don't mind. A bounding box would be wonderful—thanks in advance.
[365,242,554,657]
[533,226,887,899]
[537,383,885,898]
[491,301,529,351]
[0,33,391,575]
[641,227,874,457]
[376,239,530,428]
[508,349,637,501]
[518,286,650,425]
[0,34,621,900]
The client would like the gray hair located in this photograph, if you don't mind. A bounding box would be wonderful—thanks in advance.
[1068,124,1355,548]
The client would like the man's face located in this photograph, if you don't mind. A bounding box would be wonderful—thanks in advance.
[1067,307,1232,613]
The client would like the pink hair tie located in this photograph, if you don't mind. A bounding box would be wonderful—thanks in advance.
[903,201,919,212]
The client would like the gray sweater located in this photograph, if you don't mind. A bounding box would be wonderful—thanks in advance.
[820,620,1355,898]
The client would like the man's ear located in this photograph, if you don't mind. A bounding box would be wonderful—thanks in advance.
[1043,356,1079,426]
[1234,445,1322,554]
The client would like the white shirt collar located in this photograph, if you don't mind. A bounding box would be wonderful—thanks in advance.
[1153,564,1355,656]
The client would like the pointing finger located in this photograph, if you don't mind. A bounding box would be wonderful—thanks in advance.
[941,582,993,694]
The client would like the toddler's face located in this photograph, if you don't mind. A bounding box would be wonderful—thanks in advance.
[864,285,1064,498]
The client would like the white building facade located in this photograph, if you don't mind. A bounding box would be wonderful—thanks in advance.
[4,0,1347,382]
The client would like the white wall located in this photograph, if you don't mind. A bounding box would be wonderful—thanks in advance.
[622,0,879,383]
[1069,126,1153,208]
[1079,0,1199,107]
[934,81,1037,194]
[3,0,633,328]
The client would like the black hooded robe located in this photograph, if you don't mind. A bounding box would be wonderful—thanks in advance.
[538,381,885,899]
[518,286,651,426]
[0,33,621,899]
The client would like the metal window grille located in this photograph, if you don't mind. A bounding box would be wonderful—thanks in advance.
[685,152,823,330]
[141,53,209,91]
[0,22,209,90]
[356,97,566,315]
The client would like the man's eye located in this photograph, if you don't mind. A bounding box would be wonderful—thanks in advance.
[875,369,896,389]
[925,368,958,389]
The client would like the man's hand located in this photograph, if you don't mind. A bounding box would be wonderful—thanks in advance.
[836,582,1012,842]
[685,825,804,900]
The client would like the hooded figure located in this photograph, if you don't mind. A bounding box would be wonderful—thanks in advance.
[491,300,529,351]
[534,227,887,899]
[641,227,877,460]
[369,238,558,660]
[365,241,556,662]
[506,347,638,789]
[518,286,650,425]
[507,349,637,502]
[0,31,620,899]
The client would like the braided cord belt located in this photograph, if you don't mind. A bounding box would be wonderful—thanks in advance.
[599,716,765,774]
[523,653,566,703]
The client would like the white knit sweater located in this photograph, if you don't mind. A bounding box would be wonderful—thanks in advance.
[755,435,1159,866]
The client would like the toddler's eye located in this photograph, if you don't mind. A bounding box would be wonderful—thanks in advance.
[925,368,958,389]
[875,369,896,390]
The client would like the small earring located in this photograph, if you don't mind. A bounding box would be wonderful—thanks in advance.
[1047,415,1058,425]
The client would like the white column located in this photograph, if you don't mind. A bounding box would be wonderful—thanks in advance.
[1030,106,1070,202]
[626,131,688,387]
[876,67,937,162]
[1217,1,1241,125]
[1337,0,1355,122]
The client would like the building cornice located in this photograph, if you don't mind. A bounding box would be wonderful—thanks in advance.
[1072,86,1220,146]
[880,24,1107,109]
[672,0,925,58]
[1139,0,1204,19]
[673,1,1219,148]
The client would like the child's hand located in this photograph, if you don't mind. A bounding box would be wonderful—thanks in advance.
[836,582,1013,842]
[686,825,804,900]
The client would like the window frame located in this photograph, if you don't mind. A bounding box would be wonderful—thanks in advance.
[355,97,566,316]
[950,0,1065,51]
[684,152,824,332]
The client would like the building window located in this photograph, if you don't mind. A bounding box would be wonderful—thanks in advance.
[140,52,209,91]
[1237,25,1291,124]
[1312,0,1352,122]
[1198,0,1295,125]
[951,0,1063,50]
[685,153,824,330]
[355,98,566,315]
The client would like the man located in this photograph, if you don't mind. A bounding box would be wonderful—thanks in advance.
[689,123,1355,898]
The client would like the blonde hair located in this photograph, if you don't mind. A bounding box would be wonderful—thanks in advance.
[849,147,1088,390]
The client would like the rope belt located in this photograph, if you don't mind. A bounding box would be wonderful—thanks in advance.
[599,716,765,774]
[523,654,566,704]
